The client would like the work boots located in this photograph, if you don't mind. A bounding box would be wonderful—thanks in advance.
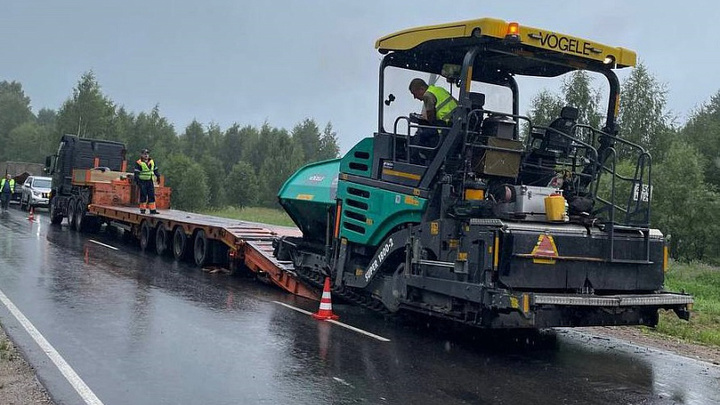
[150,210,159,214]
[140,209,146,214]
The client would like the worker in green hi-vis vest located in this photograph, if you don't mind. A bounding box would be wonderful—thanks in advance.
[408,78,458,163]
[134,148,160,214]
[0,173,15,211]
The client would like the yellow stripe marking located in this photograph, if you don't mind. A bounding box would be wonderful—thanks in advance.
[383,169,421,180]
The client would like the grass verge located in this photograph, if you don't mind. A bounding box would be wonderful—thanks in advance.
[203,206,295,227]
[649,261,720,346]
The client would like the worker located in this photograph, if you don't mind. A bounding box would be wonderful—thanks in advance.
[134,149,159,214]
[408,78,458,162]
[0,173,15,211]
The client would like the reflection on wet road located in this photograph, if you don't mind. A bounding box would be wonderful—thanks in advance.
[0,207,718,404]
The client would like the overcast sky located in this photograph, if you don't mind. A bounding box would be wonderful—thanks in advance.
[2,1,718,153]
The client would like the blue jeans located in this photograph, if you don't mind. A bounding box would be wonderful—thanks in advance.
[1,192,11,210]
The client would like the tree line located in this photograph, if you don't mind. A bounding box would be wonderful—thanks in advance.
[3,65,719,263]
[0,72,340,211]
[527,63,720,263]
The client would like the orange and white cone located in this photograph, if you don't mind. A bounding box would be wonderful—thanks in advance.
[312,277,339,321]
[28,207,34,221]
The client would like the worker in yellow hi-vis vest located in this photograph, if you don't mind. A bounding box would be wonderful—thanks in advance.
[408,78,458,163]
[134,148,160,214]
[0,173,15,211]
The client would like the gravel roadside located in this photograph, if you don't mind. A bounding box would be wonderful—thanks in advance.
[581,326,720,366]
[0,324,54,405]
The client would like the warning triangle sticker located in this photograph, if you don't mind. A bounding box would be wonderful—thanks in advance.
[531,234,558,264]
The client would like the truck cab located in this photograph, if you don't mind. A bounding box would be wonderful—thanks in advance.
[45,134,127,226]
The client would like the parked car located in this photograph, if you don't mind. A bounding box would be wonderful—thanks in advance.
[20,176,52,210]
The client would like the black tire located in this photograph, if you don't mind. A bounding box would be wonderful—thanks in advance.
[140,220,155,251]
[49,197,63,225]
[74,199,87,232]
[155,225,169,256]
[67,198,78,230]
[172,227,188,261]
[193,229,208,267]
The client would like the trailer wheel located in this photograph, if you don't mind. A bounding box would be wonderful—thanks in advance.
[49,197,63,225]
[155,225,169,256]
[193,229,209,267]
[172,227,189,261]
[140,220,155,251]
[67,198,78,230]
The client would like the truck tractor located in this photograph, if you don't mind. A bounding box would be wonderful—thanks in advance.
[276,18,693,329]
[46,135,128,230]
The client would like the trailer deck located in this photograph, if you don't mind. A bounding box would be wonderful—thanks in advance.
[88,204,317,300]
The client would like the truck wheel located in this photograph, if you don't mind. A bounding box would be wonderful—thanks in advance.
[155,225,169,256]
[193,229,208,267]
[172,227,189,261]
[49,197,63,225]
[140,220,155,251]
[74,200,87,232]
[67,198,78,230]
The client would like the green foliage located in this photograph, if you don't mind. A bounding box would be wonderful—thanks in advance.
[0,80,35,160]
[206,123,223,156]
[174,162,210,211]
[653,261,720,346]
[219,124,255,172]
[6,122,55,163]
[199,154,227,207]
[180,120,206,161]
[131,106,178,164]
[618,62,672,160]
[162,154,194,194]
[652,141,720,261]
[593,159,638,222]
[243,123,290,172]
[225,161,259,208]
[524,72,603,138]
[36,108,57,127]
[561,71,603,129]
[56,71,116,139]
[292,119,322,162]
[319,122,340,160]
[681,91,720,189]
[524,89,563,137]
[258,143,305,207]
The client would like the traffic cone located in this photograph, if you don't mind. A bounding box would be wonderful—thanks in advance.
[28,207,34,221]
[312,277,339,321]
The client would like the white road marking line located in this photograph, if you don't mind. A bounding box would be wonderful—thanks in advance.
[326,319,391,342]
[273,301,313,316]
[272,301,391,342]
[88,240,119,250]
[0,289,104,405]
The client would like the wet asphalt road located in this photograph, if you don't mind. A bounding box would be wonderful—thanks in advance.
[0,206,719,405]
